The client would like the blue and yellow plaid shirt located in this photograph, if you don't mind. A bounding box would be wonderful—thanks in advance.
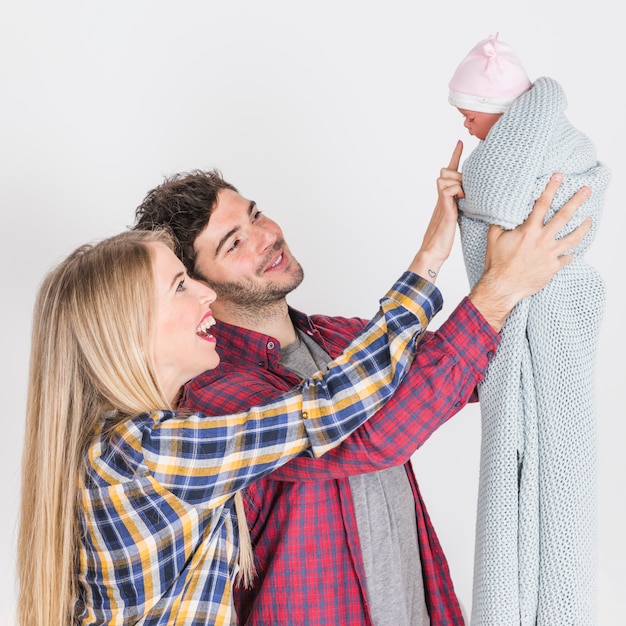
[76,272,442,625]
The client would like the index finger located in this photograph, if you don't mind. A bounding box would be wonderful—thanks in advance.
[447,140,463,171]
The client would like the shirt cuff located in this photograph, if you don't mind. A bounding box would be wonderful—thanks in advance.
[390,271,444,327]
[436,296,500,372]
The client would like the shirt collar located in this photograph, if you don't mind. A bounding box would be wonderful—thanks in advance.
[212,307,318,368]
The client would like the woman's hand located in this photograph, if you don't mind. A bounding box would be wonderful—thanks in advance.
[408,140,465,281]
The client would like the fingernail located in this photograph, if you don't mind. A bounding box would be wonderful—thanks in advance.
[581,186,591,197]
[552,173,563,182]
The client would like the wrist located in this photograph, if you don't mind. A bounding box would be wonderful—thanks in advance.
[408,250,446,283]
[468,273,519,332]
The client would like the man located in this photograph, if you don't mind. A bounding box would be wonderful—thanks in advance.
[133,145,590,625]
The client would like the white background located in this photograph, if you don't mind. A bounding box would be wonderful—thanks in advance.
[1,1,623,623]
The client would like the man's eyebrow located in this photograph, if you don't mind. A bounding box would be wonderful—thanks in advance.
[214,201,257,257]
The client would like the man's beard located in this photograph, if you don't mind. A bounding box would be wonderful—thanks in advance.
[207,255,304,313]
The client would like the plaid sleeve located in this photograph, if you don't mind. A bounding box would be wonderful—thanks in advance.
[298,271,442,455]
[272,296,500,480]
[138,271,442,505]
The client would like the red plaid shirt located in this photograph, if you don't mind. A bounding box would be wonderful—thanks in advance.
[182,297,499,625]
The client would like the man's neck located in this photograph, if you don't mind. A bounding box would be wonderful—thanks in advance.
[212,299,298,348]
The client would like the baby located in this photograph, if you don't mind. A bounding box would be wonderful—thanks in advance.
[448,32,531,140]
[447,33,610,626]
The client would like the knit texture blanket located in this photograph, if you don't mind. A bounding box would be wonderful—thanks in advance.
[457,76,610,625]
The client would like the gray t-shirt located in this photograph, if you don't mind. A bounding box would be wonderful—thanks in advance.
[279,329,430,626]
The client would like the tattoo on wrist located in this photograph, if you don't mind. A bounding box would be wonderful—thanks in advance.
[428,269,437,279]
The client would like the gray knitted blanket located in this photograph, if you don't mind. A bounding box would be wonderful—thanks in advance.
[458,77,610,625]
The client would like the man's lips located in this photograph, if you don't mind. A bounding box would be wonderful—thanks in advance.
[264,251,284,272]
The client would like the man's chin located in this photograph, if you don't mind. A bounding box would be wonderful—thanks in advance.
[214,268,303,303]
[211,283,300,309]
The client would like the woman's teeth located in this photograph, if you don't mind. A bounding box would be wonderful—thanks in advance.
[196,315,216,337]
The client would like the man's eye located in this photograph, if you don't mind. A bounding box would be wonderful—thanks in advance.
[252,210,263,222]
[227,239,240,253]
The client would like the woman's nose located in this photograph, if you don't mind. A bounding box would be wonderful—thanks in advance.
[194,279,216,304]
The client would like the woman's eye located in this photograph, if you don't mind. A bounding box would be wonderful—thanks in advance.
[176,279,185,292]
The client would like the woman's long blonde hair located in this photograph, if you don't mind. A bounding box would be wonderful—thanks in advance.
[17,229,253,626]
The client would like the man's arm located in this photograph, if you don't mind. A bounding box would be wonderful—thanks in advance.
[272,296,498,480]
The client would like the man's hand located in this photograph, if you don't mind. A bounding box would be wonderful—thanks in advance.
[469,173,592,331]
[409,140,465,281]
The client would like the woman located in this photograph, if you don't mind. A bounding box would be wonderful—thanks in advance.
[17,228,439,625]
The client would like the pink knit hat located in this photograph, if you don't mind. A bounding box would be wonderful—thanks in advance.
[448,33,532,114]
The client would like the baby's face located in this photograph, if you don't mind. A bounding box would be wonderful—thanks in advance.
[457,108,502,140]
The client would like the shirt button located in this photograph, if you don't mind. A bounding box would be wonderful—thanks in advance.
[267,341,275,350]
[455,401,462,408]
[302,411,309,419]
[258,361,265,367]
[487,350,495,360]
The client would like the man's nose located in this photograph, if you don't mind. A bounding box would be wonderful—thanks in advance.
[255,226,277,252]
